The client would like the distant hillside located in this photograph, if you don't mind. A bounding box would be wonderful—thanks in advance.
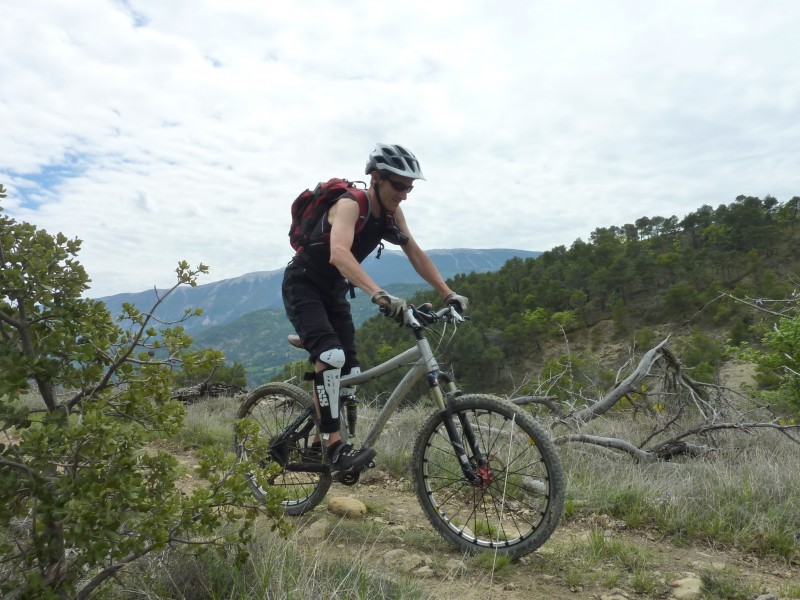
[96,248,541,336]
[98,269,285,335]
[95,248,541,383]
[192,282,430,383]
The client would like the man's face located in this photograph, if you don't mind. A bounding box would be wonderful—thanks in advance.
[379,174,414,211]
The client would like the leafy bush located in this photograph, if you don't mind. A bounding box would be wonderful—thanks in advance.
[0,200,283,598]
[676,328,726,383]
[743,303,800,414]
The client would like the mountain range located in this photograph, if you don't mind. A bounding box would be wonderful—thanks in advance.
[97,248,541,383]
[98,249,540,333]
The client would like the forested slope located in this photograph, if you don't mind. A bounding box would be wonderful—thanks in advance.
[349,195,800,394]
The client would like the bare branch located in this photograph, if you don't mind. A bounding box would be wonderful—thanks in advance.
[658,420,800,447]
[509,395,565,417]
[716,291,795,317]
[554,433,655,462]
[66,275,197,409]
[638,401,688,448]
[75,544,157,600]
[0,307,21,329]
[560,338,670,426]
[647,440,711,459]
[0,457,45,482]
[543,332,799,462]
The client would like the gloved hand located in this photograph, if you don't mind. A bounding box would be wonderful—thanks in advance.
[445,292,469,313]
[371,289,407,320]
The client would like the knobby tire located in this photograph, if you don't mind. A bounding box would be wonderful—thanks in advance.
[233,382,331,516]
[412,395,565,557]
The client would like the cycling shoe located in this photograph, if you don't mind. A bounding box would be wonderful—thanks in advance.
[328,443,376,472]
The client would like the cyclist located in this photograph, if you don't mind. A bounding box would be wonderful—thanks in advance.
[281,143,469,472]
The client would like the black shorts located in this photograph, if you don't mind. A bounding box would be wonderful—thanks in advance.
[281,262,359,370]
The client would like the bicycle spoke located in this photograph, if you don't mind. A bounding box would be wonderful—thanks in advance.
[234,383,331,516]
[414,395,565,556]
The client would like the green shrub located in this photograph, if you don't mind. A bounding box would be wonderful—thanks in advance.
[0,203,284,598]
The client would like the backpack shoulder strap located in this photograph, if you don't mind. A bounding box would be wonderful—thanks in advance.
[348,188,371,234]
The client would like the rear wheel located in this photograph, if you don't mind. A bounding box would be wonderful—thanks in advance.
[412,395,565,557]
[234,382,331,515]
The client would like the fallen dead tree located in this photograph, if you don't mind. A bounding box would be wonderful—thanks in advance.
[514,338,799,462]
[171,382,246,402]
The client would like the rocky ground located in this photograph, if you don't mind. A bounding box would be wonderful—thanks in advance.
[287,470,799,600]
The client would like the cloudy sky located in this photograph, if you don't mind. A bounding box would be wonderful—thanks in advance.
[2,1,799,297]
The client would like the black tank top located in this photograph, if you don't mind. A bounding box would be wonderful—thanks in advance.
[299,194,386,283]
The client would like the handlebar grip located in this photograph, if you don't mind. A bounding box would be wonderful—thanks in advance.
[446,300,463,315]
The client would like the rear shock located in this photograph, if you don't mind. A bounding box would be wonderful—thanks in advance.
[342,393,358,436]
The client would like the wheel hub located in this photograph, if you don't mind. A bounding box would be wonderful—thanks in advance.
[474,462,495,489]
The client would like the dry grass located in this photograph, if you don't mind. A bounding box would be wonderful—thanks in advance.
[557,414,800,560]
[7,389,798,599]
[167,395,242,451]
[354,402,431,483]
[107,519,428,599]
[165,393,800,562]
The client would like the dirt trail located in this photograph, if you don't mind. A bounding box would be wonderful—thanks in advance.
[289,470,799,600]
[169,439,797,599]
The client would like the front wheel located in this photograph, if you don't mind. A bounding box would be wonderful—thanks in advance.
[412,395,565,557]
[234,382,331,516]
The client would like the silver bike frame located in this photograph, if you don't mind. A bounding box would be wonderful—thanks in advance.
[338,334,447,449]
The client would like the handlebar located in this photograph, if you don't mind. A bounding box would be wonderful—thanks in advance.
[379,302,467,328]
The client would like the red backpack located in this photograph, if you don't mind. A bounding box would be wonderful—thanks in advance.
[288,178,369,254]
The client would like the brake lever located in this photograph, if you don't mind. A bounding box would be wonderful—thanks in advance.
[445,304,467,323]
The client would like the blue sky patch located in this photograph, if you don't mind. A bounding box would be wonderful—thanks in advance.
[9,154,87,209]
[114,0,148,28]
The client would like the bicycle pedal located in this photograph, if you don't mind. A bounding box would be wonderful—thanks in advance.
[333,471,360,486]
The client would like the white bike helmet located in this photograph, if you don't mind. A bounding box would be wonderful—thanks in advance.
[365,144,425,180]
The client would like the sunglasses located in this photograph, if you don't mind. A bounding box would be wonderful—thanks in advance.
[384,177,414,193]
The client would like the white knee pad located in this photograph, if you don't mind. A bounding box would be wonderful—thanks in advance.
[318,368,341,419]
[315,348,346,432]
[318,347,346,369]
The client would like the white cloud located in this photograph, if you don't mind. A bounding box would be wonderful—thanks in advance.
[2,0,799,297]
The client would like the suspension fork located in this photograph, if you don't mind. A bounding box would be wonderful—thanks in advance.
[416,330,485,484]
[428,371,484,485]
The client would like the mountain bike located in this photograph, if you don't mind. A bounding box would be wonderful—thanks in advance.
[233,304,565,557]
